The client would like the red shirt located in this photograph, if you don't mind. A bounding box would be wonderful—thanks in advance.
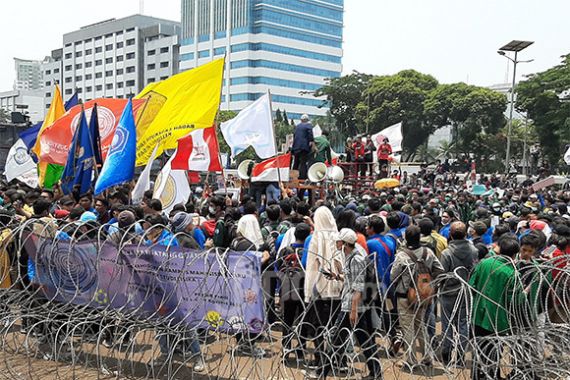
[352,142,365,159]
[377,143,392,160]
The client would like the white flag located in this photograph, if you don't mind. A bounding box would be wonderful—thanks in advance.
[313,124,323,138]
[132,144,159,205]
[4,139,38,186]
[372,122,403,152]
[220,93,276,159]
[564,146,570,165]
[153,155,190,214]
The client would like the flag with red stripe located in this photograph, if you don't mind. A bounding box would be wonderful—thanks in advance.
[251,153,291,182]
[171,126,222,172]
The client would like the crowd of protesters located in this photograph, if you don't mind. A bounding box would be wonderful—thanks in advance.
[0,158,569,379]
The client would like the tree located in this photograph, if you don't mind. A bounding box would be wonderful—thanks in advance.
[0,108,9,123]
[275,109,283,123]
[517,53,570,169]
[315,71,373,137]
[355,70,439,158]
[282,110,290,126]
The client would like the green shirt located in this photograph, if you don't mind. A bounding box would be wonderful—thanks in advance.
[313,136,332,164]
[469,255,522,334]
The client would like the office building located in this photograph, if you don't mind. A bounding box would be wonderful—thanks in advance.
[0,89,45,124]
[60,15,181,101]
[41,49,64,110]
[180,0,344,120]
[14,58,43,91]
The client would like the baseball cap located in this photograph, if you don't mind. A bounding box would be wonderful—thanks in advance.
[336,228,357,245]
[77,211,97,225]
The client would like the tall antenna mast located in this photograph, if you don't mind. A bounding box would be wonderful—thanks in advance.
[139,0,145,14]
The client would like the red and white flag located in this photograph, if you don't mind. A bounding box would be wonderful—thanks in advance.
[251,153,291,182]
[171,126,222,172]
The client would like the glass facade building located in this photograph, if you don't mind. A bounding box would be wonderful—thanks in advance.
[180,0,344,120]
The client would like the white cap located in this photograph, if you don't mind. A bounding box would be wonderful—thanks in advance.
[301,114,310,121]
[337,228,357,245]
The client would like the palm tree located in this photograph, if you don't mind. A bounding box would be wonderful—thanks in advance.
[437,140,455,160]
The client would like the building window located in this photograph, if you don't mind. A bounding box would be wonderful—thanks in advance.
[126,39,135,46]
[54,68,60,73]
[198,50,210,58]
[147,78,154,84]
[126,52,135,59]
[65,43,72,47]
[105,57,113,64]
[95,72,102,79]
[126,28,135,32]
[45,92,51,98]
[160,76,168,80]
[105,33,113,38]
[45,70,51,75]
[85,62,92,68]
[125,80,135,87]
[126,66,135,73]
[65,77,72,83]
[74,41,81,46]
[77,88,83,94]
[105,44,113,51]
[148,50,156,56]
[116,55,124,62]
[147,63,156,70]
[106,83,113,90]
[214,47,226,56]
[46,104,51,109]
[95,36,102,41]
[160,62,169,68]
[76,51,83,57]
[75,75,82,81]
[116,31,123,36]
[65,53,72,59]
[96,85,102,91]
[85,74,92,80]
[95,59,102,66]
[95,46,102,53]
[84,38,92,43]
[45,81,51,86]
[65,89,73,94]
[75,63,82,69]
[160,47,169,54]
[105,70,113,77]
[65,65,72,71]
[85,49,92,55]
[116,68,124,75]
[117,82,124,89]
[116,42,123,49]
[86,86,92,92]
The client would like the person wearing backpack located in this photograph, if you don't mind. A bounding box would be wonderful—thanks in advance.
[307,229,382,379]
[438,221,477,367]
[390,225,443,371]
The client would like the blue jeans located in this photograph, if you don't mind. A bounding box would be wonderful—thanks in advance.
[440,296,468,360]
[424,301,436,340]
[158,331,201,356]
[266,183,280,203]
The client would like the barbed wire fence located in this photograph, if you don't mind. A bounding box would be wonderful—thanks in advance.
[0,217,568,379]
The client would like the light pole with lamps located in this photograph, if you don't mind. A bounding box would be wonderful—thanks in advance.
[497,40,534,173]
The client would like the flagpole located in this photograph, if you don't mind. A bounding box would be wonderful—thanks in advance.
[267,90,284,198]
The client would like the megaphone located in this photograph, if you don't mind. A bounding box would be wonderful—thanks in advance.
[238,160,254,180]
[308,162,327,183]
[327,166,345,184]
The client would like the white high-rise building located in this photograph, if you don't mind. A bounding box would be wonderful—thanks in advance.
[180,0,344,120]
[60,15,181,101]
[14,58,43,91]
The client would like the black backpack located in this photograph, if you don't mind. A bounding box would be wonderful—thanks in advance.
[278,246,304,302]
[349,252,379,306]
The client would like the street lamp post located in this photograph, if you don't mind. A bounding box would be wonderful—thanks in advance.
[497,40,534,174]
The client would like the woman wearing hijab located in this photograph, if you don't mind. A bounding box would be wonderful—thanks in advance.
[301,206,343,369]
[231,213,264,251]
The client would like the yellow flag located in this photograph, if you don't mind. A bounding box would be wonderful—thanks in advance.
[135,58,224,166]
[32,84,65,158]
[34,85,66,185]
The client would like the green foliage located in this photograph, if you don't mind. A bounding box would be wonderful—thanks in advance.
[517,53,570,168]
[282,110,290,126]
[275,109,283,123]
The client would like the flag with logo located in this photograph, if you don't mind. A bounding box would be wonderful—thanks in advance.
[171,126,222,172]
[61,110,95,195]
[38,99,144,166]
[135,58,225,166]
[251,153,291,183]
[153,155,191,215]
[220,93,276,159]
[372,122,403,152]
[94,100,137,195]
[132,144,159,205]
[4,139,38,187]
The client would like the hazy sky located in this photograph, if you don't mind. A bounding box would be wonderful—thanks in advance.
[1,0,568,90]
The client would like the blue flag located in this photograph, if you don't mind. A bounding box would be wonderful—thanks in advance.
[94,99,136,195]
[65,92,79,111]
[89,104,103,167]
[61,110,95,195]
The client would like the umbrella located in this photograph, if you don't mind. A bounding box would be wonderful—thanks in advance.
[375,178,400,190]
